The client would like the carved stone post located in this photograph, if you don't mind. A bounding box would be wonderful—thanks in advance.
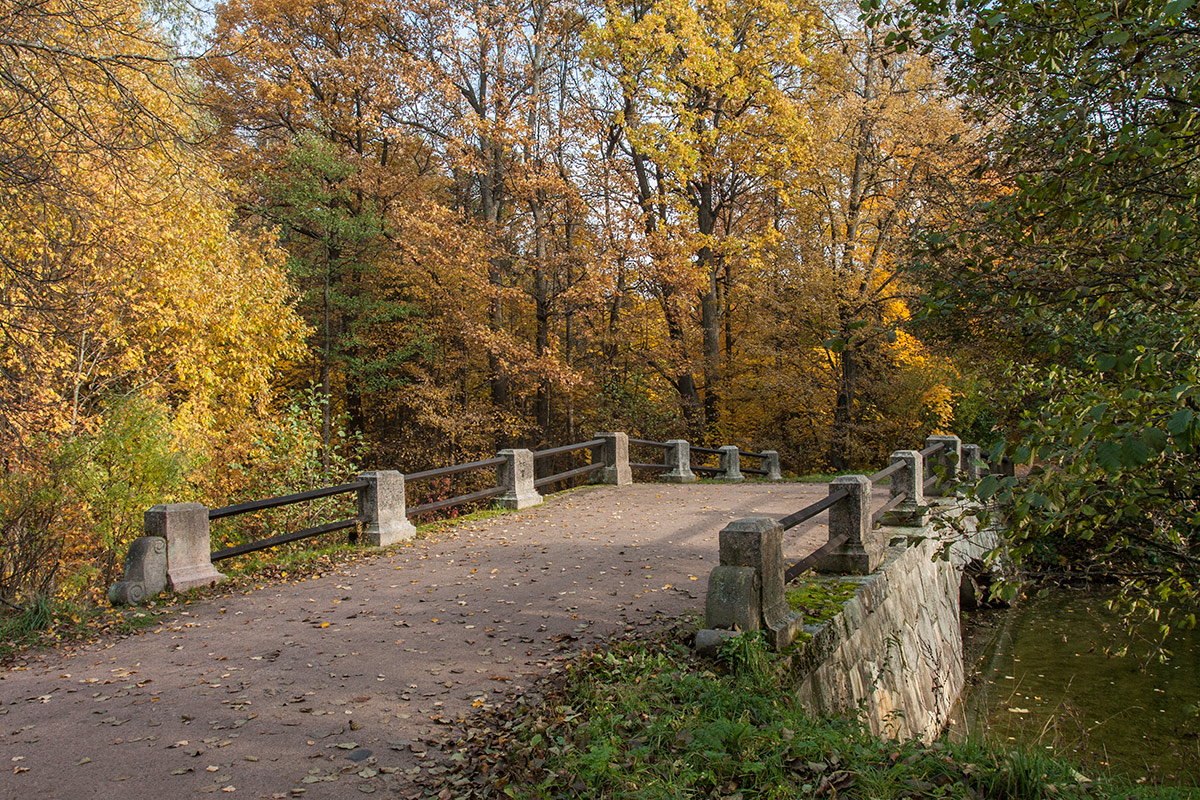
[358,470,416,546]
[108,537,168,606]
[660,439,697,483]
[717,445,744,482]
[701,517,803,652]
[145,503,225,593]
[961,443,984,482]
[591,432,632,486]
[496,449,543,510]
[925,435,962,497]
[762,450,783,482]
[879,450,929,527]
[817,475,882,574]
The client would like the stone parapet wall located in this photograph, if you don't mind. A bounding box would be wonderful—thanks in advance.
[790,502,1001,742]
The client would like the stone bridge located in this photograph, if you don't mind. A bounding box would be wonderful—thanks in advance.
[1,481,854,799]
[0,434,995,798]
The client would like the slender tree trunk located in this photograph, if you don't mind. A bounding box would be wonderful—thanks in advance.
[321,262,332,474]
[830,347,857,470]
[532,198,551,439]
[697,180,721,435]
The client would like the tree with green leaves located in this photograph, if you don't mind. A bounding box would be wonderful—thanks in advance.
[888,0,1200,635]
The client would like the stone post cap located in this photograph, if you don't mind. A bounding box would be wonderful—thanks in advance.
[718,516,784,568]
[831,474,870,490]
[721,516,783,534]
[925,434,962,456]
[146,501,207,518]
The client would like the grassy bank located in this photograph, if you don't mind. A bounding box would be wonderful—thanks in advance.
[426,627,1193,799]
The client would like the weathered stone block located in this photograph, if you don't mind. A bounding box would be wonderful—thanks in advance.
[762,450,783,482]
[925,435,962,497]
[817,475,882,574]
[705,566,760,631]
[496,449,543,510]
[660,439,697,483]
[358,470,416,546]
[961,443,983,482]
[716,446,744,482]
[880,450,929,528]
[695,628,742,657]
[108,536,168,606]
[716,517,802,650]
[591,432,632,486]
[145,503,225,593]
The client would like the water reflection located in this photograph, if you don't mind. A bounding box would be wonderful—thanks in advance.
[959,588,1200,784]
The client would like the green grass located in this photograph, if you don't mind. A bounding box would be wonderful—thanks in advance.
[0,594,166,663]
[427,629,1192,800]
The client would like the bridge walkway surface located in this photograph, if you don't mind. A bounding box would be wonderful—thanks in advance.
[0,482,879,799]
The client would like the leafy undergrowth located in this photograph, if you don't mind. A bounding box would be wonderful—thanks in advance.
[421,628,1190,800]
[0,595,165,664]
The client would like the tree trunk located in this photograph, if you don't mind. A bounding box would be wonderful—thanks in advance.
[829,347,857,470]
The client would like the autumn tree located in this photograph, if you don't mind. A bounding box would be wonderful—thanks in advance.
[790,5,965,468]
[0,0,304,601]
[590,0,821,440]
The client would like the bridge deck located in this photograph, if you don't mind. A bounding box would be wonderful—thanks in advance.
[0,482,881,799]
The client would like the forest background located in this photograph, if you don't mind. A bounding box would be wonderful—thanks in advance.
[3,0,1197,632]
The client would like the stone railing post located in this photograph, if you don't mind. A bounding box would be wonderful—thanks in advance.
[145,503,225,593]
[817,475,882,574]
[925,434,962,497]
[698,517,803,653]
[496,449,543,509]
[879,450,928,527]
[717,445,744,482]
[590,431,632,486]
[762,450,783,482]
[108,536,168,606]
[961,443,983,482]
[660,439,697,483]
[358,470,416,546]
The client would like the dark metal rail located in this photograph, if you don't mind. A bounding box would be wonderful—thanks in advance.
[628,438,670,449]
[631,462,668,469]
[212,518,359,562]
[693,465,721,474]
[870,491,908,526]
[779,488,850,531]
[868,460,904,484]
[405,456,506,483]
[919,441,944,458]
[209,481,368,520]
[785,532,850,583]
[407,485,506,517]
[742,450,766,460]
[533,462,604,489]
[690,445,723,456]
[533,439,604,460]
[742,467,769,476]
[923,474,938,490]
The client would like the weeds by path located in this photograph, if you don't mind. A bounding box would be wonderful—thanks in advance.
[421,626,1194,800]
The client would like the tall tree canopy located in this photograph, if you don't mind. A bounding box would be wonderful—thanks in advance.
[891,0,1200,629]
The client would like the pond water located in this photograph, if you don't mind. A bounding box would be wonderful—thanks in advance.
[958,588,1200,785]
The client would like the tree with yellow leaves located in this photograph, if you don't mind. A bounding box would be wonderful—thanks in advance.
[589,0,822,440]
[0,0,304,602]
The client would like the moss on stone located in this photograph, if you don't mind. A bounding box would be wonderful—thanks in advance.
[786,579,859,626]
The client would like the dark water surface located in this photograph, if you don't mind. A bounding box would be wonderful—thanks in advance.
[959,588,1200,784]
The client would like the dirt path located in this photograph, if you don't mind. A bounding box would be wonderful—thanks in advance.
[0,482,859,799]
